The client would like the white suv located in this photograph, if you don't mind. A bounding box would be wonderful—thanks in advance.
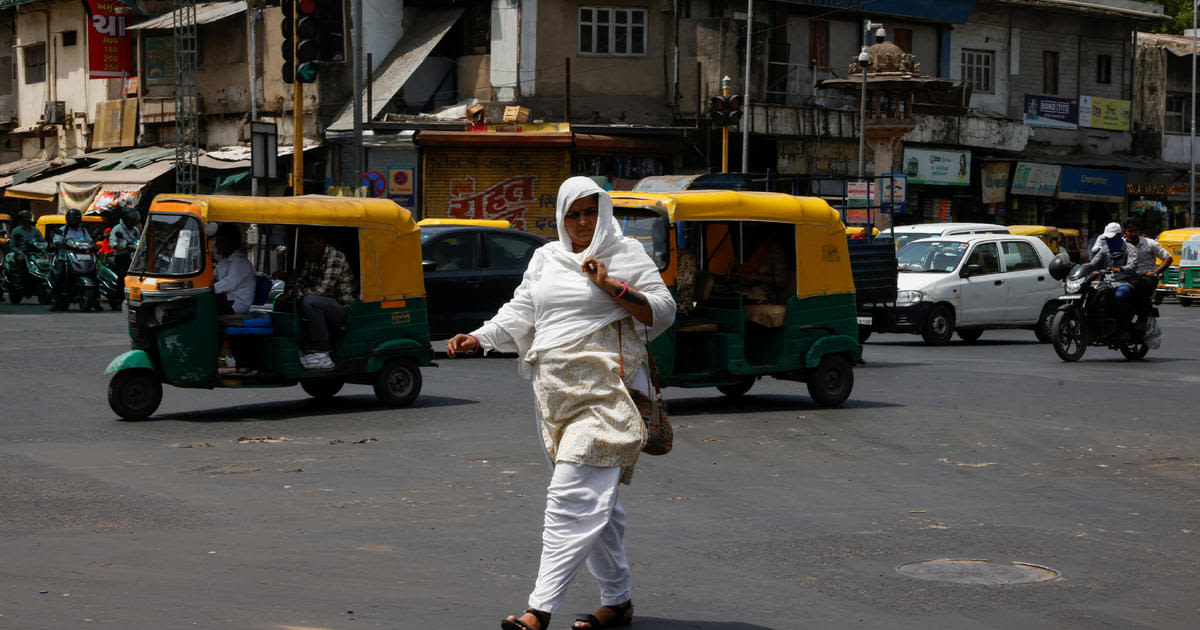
[863,233,1064,344]
[884,222,1010,252]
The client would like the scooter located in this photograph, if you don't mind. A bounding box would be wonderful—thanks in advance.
[50,240,101,311]
[98,250,133,311]
[1048,262,1160,361]
[2,242,53,305]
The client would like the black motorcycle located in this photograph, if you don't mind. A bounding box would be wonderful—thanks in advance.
[2,242,53,305]
[1047,260,1160,361]
[50,240,101,311]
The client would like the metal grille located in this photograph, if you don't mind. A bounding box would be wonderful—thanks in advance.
[173,0,200,194]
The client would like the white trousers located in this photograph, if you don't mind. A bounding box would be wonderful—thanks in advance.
[527,462,631,613]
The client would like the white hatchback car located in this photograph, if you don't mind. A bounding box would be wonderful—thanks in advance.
[862,233,1064,344]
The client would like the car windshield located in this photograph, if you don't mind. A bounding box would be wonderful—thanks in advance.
[897,240,968,273]
[615,211,669,271]
[129,213,204,276]
[893,231,940,251]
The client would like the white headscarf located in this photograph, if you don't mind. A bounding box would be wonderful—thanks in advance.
[474,176,675,376]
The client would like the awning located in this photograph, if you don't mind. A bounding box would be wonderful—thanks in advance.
[127,1,247,30]
[326,7,464,132]
[5,160,174,202]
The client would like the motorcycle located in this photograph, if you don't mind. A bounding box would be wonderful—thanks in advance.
[1048,261,1161,361]
[50,240,101,311]
[2,242,53,305]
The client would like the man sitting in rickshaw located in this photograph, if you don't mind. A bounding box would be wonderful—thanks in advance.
[278,229,357,370]
[213,223,256,315]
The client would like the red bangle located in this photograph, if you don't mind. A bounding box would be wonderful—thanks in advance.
[466,334,481,355]
[612,281,628,299]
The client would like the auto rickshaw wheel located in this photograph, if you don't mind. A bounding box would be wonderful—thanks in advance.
[921,305,954,345]
[1120,340,1149,361]
[7,289,20,304]
[373,358,421,407]
[109,369,163,421]
[301,379,344,399]
[956,329,983,343]
[1050,309,1088,362]
[716,378,755,398]
[806,354,853,407]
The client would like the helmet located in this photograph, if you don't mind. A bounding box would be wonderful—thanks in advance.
[16,209,32,224]
[66,208,82,223]
[1048,255,1072,281]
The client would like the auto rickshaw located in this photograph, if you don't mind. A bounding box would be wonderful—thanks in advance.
[1058,228,1084,263]
[609,190,861,406]
[1007,225,1062,254]
[845,226,881,238]
[1175,235,1200,307]
[1154,227,1200,299]
[36,213,108,242]
[105,195,434,420]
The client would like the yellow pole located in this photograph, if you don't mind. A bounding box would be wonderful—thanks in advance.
[292,0,303,196]
[721,84,730,174]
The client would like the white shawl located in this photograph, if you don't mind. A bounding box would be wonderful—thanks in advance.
[472,176,675,377]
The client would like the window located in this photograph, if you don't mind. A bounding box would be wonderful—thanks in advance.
[423,233,479,271]
[966,242,1001,275]
[130,213,204,276]
[893,28,912,54]
[808,20,829,68]
[1096,54,1112,84]
[1166,92,1191,134]
[961,49,994,94]
[1043,50,1060,95]
[23,44,45,84]
[61,31,77,47]
[579,7,646,56]
[1002,241,1041,271]
[484,233,540,270]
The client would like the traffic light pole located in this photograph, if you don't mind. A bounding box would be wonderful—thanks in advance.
[292,0,304,196]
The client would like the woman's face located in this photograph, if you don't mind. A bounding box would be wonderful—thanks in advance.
[563,195,599,252]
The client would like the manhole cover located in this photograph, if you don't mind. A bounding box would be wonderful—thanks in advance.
[896,559,1060,584]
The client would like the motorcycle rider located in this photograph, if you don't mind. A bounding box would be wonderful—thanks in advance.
[50,209,96,311]
[1087,222,1138,340]
[107,205,140,276]
[1121,220,1171,327]
[8,210,45,253]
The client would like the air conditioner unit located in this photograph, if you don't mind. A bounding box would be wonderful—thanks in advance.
[43,100,65,125]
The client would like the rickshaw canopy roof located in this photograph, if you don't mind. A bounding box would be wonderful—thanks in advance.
[147,194,425,302]
[1007,225,1059,236]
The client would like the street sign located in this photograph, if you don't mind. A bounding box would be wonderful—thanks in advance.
[250,121,278,180]
[363,170,386,197]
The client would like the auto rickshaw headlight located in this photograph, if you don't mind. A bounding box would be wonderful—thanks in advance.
[896,290,923,305]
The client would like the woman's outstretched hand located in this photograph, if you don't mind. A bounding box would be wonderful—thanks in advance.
[446,334,477,358]
[582,256,615,294]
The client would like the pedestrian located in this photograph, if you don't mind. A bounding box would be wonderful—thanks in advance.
[446,176,675,630]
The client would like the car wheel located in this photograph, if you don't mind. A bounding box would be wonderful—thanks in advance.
[1034,303,1057,343]
[806,354,854,407]
[1050,309,1088,362]
[857,325,872,343]
[1120,340,1149,361]
[301,379,344,399]
[373,358,422,407]
[956,329,983,343]
[921,305,954,345]
[108,369,163,421]
[716,378,755,398]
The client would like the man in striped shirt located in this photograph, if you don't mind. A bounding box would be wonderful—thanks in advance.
[280,230,356,370]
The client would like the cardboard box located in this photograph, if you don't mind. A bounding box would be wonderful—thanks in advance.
[466,103,486,123]
[503,105,531,123]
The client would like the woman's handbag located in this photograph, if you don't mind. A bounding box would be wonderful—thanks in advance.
[619,324,673,456]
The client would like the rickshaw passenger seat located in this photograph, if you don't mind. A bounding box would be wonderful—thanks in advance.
[252,274,272,305]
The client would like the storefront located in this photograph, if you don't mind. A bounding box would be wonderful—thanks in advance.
[900,146,972,223]
[1056,167,1127,237]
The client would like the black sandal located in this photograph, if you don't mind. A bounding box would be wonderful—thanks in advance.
[573,600,633,629]
[502,608,551,630]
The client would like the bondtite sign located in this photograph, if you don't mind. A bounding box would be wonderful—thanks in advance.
[1023,95,1078,130]
[87,1,134,79]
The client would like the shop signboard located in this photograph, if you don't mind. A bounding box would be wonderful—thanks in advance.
[902,148,970,186]
[981,162,1010,204]
[1023,95,1078,130]
[1057,167,1126,203]
[1010,162,1060,197]
[1079,96,1131,131]
[87,1,134,79]
[422,148,570,237]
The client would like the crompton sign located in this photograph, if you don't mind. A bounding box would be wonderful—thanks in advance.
[1057,167,1127,203]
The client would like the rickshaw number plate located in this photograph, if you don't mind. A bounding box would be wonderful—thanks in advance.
[130,287,141,300]
[392,311,411,324]
[856,316,872,325]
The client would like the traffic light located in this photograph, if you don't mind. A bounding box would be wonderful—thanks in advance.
[709,94,744,127]
[316,0,346,62]
[280,0,319,84]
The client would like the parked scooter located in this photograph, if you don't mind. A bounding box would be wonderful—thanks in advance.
[50,239,101,311]
[2,241,53,304]
[1047,258,1160,361]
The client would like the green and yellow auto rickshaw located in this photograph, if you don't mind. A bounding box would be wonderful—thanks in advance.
[610,190,861,406]
[105,194,434,420]
[1175,235,1200,307]
[1154,227,1200,298]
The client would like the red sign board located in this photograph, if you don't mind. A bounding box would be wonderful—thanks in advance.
[87,1,134,79]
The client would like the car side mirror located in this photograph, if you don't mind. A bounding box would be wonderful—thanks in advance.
[422,260,437,272]
[962,264,983,278]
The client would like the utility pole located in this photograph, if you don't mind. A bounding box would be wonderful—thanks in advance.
[292,0,303,196]
[721,75,731,173]
[741,0,751,174]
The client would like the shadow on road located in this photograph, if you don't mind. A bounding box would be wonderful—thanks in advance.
[139,394,479,423]
[667,394,901,416]
[631,618,775,630]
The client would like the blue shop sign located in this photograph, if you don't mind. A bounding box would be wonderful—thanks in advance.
[1057,167,1126,203]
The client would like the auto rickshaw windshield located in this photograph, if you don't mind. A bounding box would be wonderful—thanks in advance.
[616,212,669,271]
[897,240,968,273]
[130,213,204,276]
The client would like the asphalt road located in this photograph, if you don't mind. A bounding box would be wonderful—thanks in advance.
[0,301,1196,630]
